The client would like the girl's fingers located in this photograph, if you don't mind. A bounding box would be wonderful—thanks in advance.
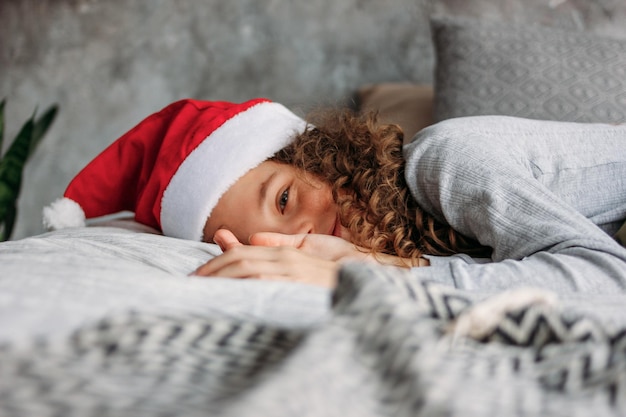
[249,232,306,248]
[191,245,338,288]
[213,229,243,251]
[193,245,291,276]
[250,232,368,263]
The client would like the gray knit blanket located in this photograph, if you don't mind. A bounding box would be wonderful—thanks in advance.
[2,259,625,417]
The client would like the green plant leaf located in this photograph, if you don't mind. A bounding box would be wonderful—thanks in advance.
[0,202,16,242]
[0,116,34,181]
[29,104,58,157]
[0,113,34,240]
[0,102,58,241]
[0,118,32,220]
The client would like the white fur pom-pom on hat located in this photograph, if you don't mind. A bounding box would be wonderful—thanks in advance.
[42,197,86,231]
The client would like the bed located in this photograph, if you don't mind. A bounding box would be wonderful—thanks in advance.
[1,16,626,416]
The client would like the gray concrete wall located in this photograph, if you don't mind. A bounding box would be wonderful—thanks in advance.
[2,0,626,239]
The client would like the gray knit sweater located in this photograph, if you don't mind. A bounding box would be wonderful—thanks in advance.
[403,116,626,293]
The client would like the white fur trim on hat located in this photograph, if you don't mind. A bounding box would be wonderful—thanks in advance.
[42,197,87,231]
[160,101,307,241]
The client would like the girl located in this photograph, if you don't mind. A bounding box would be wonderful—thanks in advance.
[44,98,626,291]
[194,108,626,292]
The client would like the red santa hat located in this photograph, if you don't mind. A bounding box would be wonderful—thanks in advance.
[42,98,308,241]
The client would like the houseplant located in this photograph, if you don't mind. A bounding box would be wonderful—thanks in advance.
[0,100,58,241]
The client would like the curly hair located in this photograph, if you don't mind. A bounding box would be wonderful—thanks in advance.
[271,108,491,263]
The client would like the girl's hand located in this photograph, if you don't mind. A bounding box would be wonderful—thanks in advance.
[191,229,428,288]
[192,229,340,288]
[250,231,429,267]
[249,231,370,263]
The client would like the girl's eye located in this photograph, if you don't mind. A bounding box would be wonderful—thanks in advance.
[279,188,289,213]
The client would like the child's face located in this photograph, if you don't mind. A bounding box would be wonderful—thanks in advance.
[203,161,348,244]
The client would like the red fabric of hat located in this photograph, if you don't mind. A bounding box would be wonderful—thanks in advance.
[43,98,308,241]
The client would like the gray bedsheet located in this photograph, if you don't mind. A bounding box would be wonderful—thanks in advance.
[1,228,625,416]
[0,227,330,343]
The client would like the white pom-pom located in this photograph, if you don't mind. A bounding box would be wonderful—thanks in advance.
[42,197,86,231]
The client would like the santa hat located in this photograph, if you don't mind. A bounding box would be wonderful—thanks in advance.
[43,98,308,241]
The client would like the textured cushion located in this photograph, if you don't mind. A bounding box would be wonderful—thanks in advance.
[432,16,626,123]
[355,83,434,143]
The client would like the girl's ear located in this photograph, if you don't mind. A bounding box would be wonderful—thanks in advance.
[212,229,243,251]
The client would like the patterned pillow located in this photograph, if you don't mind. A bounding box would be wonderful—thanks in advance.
[431,16,626,123]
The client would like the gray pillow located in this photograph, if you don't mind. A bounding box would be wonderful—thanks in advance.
[431,16,626,123]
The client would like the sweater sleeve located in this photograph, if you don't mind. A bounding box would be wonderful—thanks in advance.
[403,116,626,293]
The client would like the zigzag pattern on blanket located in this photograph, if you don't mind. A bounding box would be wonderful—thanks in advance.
[0,312,304,417]
[333,264,626,413]
[0,265,625,416]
